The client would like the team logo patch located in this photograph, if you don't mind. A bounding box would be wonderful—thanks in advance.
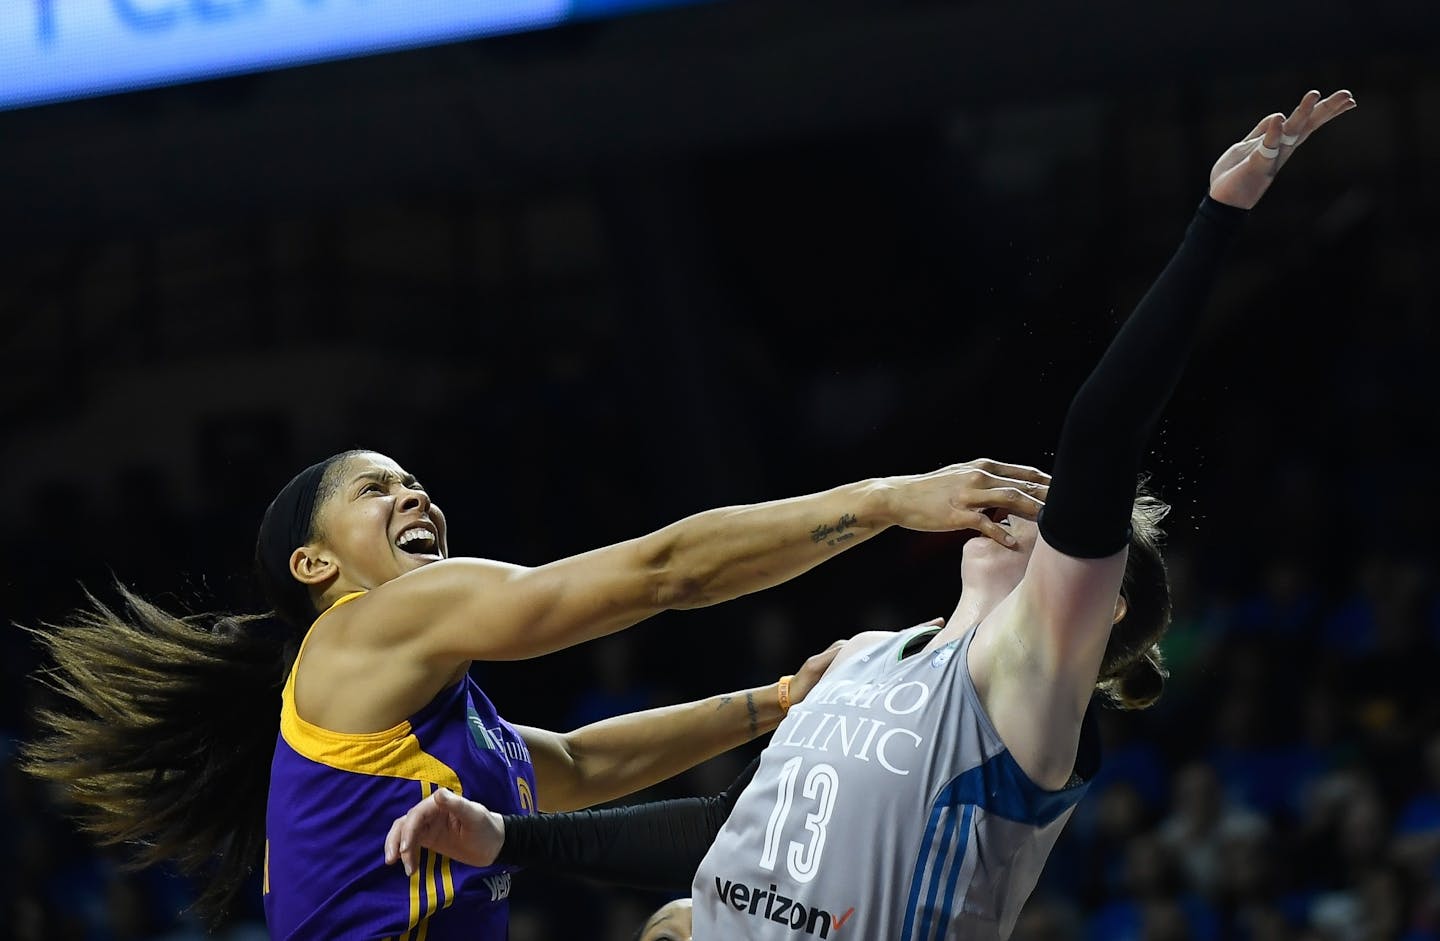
[931,641,958,669]
[466,707,533,767]
[467,704,497,751]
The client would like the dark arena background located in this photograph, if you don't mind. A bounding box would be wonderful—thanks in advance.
[3,1,1439,938]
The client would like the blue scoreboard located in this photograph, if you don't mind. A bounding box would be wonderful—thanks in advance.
[0,0,705,112]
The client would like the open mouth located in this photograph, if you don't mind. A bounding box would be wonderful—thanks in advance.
[396,524,440,556]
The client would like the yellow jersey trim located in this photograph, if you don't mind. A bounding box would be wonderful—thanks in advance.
[279,590,464,793]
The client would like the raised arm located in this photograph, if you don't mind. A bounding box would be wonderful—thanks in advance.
[980,89,1356,784]
[359,459,1047,663]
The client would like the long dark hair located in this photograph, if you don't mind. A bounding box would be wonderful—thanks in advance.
[20,452,354,922]
[21,590,293,921]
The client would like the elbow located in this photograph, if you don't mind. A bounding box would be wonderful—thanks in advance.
[640,532,713,609]
[652,572,708,609]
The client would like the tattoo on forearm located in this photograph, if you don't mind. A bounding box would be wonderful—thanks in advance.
[715,695,733,712]
[746,692,759,737]
[810,513,860,548]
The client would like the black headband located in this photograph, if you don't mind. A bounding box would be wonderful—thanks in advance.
[255,455,342,630]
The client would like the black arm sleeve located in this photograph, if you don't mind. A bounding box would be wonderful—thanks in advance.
[1039,196,1247,558]
[494,754,761,892]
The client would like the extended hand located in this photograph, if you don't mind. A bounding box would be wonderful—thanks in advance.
[787,639,847,705]
[1209,89,1357,210]
[878,459,1049,548]
[384,788,504,877]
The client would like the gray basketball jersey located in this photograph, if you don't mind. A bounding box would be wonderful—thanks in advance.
[692,624,1099,940]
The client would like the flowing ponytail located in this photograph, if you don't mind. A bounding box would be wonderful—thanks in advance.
[22,449,359,921]
[21,584,295,922]
[1095,489,1174,711]
[1097,642,1169,710]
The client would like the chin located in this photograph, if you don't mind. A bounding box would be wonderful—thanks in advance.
[960,536,1031,585]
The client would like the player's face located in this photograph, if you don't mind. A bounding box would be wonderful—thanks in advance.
[959,510,1037,590]
[310,452,450,590]
[638,898,692,941]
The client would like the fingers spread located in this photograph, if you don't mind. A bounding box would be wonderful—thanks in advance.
[1282,89,1355,149]
[1311,89,1358,130]
[1284,90,1321,129]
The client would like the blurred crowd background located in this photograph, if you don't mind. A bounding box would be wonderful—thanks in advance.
[3,0,1438,939]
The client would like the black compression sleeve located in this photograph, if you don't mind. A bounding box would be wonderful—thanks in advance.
[1039,196,1247,558]
[494,754,761,892]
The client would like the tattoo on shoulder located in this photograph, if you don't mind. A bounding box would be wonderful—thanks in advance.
[810,513,860,548]
[745,692,759,736]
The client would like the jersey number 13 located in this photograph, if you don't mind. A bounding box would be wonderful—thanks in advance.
[758,757,840,884]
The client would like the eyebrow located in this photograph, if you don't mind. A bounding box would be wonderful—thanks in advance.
[350,470,423,489]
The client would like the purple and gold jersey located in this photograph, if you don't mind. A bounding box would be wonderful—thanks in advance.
[264,592,538,941]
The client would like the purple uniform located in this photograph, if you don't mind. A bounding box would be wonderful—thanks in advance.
[265,592,538,940]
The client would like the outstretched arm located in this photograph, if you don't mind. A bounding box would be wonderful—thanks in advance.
[361,459,1047,663]
[1040,90,1357,560]
[517,639,847,812]
[980,89,1356,785]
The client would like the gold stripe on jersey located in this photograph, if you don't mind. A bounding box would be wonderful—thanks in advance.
[280,591,465,792]
[285,591,464,938]
[279,699,465,792]
[440,847,455,910]
[421,792,439,940]
[405,781,430,940]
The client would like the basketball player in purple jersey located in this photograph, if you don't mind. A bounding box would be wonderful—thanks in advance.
[23,447,1047,939]
[382,87,1357,940]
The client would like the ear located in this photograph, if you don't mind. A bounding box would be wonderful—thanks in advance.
[290,544,336,588]
[1113,594,1129,625]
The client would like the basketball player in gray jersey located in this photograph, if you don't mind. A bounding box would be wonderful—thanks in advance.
[382,86,1357,940]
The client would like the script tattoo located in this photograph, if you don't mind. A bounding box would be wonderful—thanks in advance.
[716,695,734,712]
[810,513,859,548]
[746,692,759,736]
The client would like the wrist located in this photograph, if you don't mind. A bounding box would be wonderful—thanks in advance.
[491,810,511,865]
[747,683,787,735]
[777,674,795,715]
[1200,193,1251,220]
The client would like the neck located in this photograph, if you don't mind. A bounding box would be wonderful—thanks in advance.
[947,581,1014,633]
[314,582,360,618]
